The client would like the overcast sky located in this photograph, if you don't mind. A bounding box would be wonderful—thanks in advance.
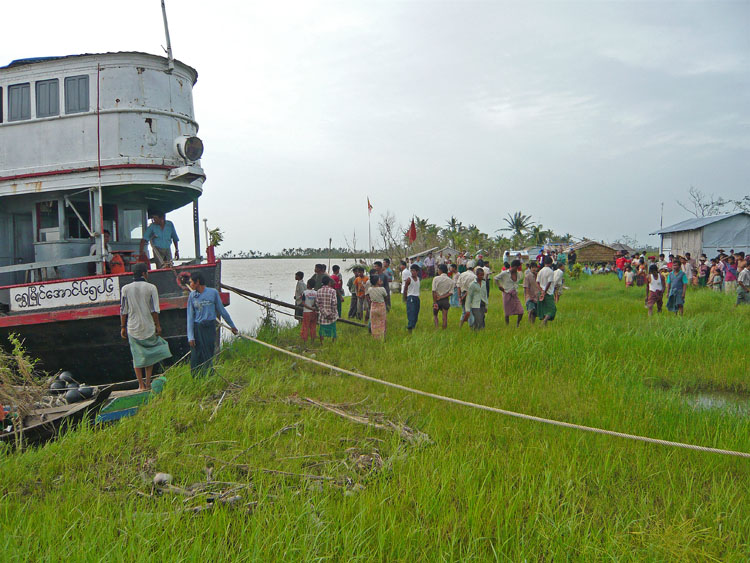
[4,1,749,253]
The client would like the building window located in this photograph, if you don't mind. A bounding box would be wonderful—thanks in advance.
[37,201,60,242]
[8,83,31,121]
[65,75,89,114]
[36,79,60,118]
[0,87,3,123]
[122,209,145,241]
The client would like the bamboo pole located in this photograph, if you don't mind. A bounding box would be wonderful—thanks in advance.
[220,283,368,328]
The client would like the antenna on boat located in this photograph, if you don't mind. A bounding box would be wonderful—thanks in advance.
[161,0,175,72]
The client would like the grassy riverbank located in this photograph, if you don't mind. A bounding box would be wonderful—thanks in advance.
[2,275,750,560]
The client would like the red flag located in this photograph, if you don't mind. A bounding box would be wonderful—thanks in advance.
[367,197,373,214]
[407,219,417,244]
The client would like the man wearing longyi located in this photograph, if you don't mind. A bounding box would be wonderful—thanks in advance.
[187,272,239,376]
[119,263,172,390]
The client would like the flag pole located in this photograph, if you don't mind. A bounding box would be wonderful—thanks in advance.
[367,196,372,258]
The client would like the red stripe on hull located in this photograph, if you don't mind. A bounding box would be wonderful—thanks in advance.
[0,163,173,183]
[0,262,218,291]
[0,293,229,327]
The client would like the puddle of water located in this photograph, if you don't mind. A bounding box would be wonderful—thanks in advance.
[684,392,750,415]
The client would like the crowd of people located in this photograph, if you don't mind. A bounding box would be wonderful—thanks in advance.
[613,250,750,315]
[292,251,570,344]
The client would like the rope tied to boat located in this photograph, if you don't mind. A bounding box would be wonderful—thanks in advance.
[221,323,750,459]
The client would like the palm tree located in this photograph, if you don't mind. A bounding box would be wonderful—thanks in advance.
[500,211,534,242]
[528,225,553,246]
[442,216,465,249]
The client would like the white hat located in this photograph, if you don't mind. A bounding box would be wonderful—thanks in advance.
[467,260,476,268]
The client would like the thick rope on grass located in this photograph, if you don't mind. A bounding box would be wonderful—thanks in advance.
[222,324,750,459]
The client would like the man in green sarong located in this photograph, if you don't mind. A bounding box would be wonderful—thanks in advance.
[120,263,171,390]
[536,256,557,325]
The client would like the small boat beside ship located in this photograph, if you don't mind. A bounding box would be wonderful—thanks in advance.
[0,50,228,382]
[1,385,113,446]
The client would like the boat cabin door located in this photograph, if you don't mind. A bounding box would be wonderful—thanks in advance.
[12,213,34,284]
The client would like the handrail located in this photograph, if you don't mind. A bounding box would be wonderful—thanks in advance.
[0,255,100,275]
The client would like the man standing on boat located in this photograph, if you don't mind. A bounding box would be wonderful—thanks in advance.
[140,212,180,269]
[187,272,239,376]
[120,263,172,390]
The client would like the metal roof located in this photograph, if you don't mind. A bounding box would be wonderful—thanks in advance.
[1,51,198,83]
[650,212,750,235]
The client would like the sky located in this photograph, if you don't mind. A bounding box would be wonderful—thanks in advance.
[3,1,749,254]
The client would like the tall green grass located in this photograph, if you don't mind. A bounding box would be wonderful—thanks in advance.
[1,275,750,561]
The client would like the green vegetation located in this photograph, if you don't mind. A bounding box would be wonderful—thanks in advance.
[2,275,750,560]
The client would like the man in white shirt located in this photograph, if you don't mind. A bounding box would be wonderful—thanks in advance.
[736,262,750,306]
[553,264,565,303]
[431,264,454,329]
[456,261,477,314]
[424,254,435,277]
[536,256,557,324]
[120,263,171,389]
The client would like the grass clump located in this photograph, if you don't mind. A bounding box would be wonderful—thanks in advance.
[1,275,750,560]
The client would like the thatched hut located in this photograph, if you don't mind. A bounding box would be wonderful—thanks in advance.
[570,240,617,264]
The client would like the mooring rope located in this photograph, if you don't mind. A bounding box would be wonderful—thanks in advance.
[221,324,750,459]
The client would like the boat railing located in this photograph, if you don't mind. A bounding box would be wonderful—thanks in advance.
[0,256,101,277]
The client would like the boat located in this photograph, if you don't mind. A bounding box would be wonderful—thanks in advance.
[0,46,229,382]
[96,376,166,424]
[0,386,113,446]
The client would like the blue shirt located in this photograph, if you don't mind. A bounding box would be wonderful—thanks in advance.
[187,287,236,341]
[143,220,179,249]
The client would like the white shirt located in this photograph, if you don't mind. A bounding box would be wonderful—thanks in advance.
[405,274,421,297]
[537,266,555,296]
[494,270,519,292]
[303,289,317,310]
[648,275,663,292]
[456,270,477,292]
[120,280,160,340]
[553,269,564,287]
[431,274,455,296]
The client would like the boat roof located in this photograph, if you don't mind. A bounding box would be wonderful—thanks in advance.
[1,51,198,83]
[650,212,749,235]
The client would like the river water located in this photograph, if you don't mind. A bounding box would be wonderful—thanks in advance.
[220,258,352,332]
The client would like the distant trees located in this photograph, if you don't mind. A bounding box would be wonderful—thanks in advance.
[373,209,571,258]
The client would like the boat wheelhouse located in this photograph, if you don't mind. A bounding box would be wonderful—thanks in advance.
[0,51,226,381]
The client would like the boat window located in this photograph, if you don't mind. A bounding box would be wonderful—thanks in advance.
[65,202,118,240]
[122,209,145,241]
[65,200,91,239]
[36,79,60,118]
[65,75,89,114]
[37,201,60,242]
[8,83,31,121]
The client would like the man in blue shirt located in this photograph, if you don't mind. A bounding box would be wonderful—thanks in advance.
[187,272,238,375]
[140,211,180,269]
